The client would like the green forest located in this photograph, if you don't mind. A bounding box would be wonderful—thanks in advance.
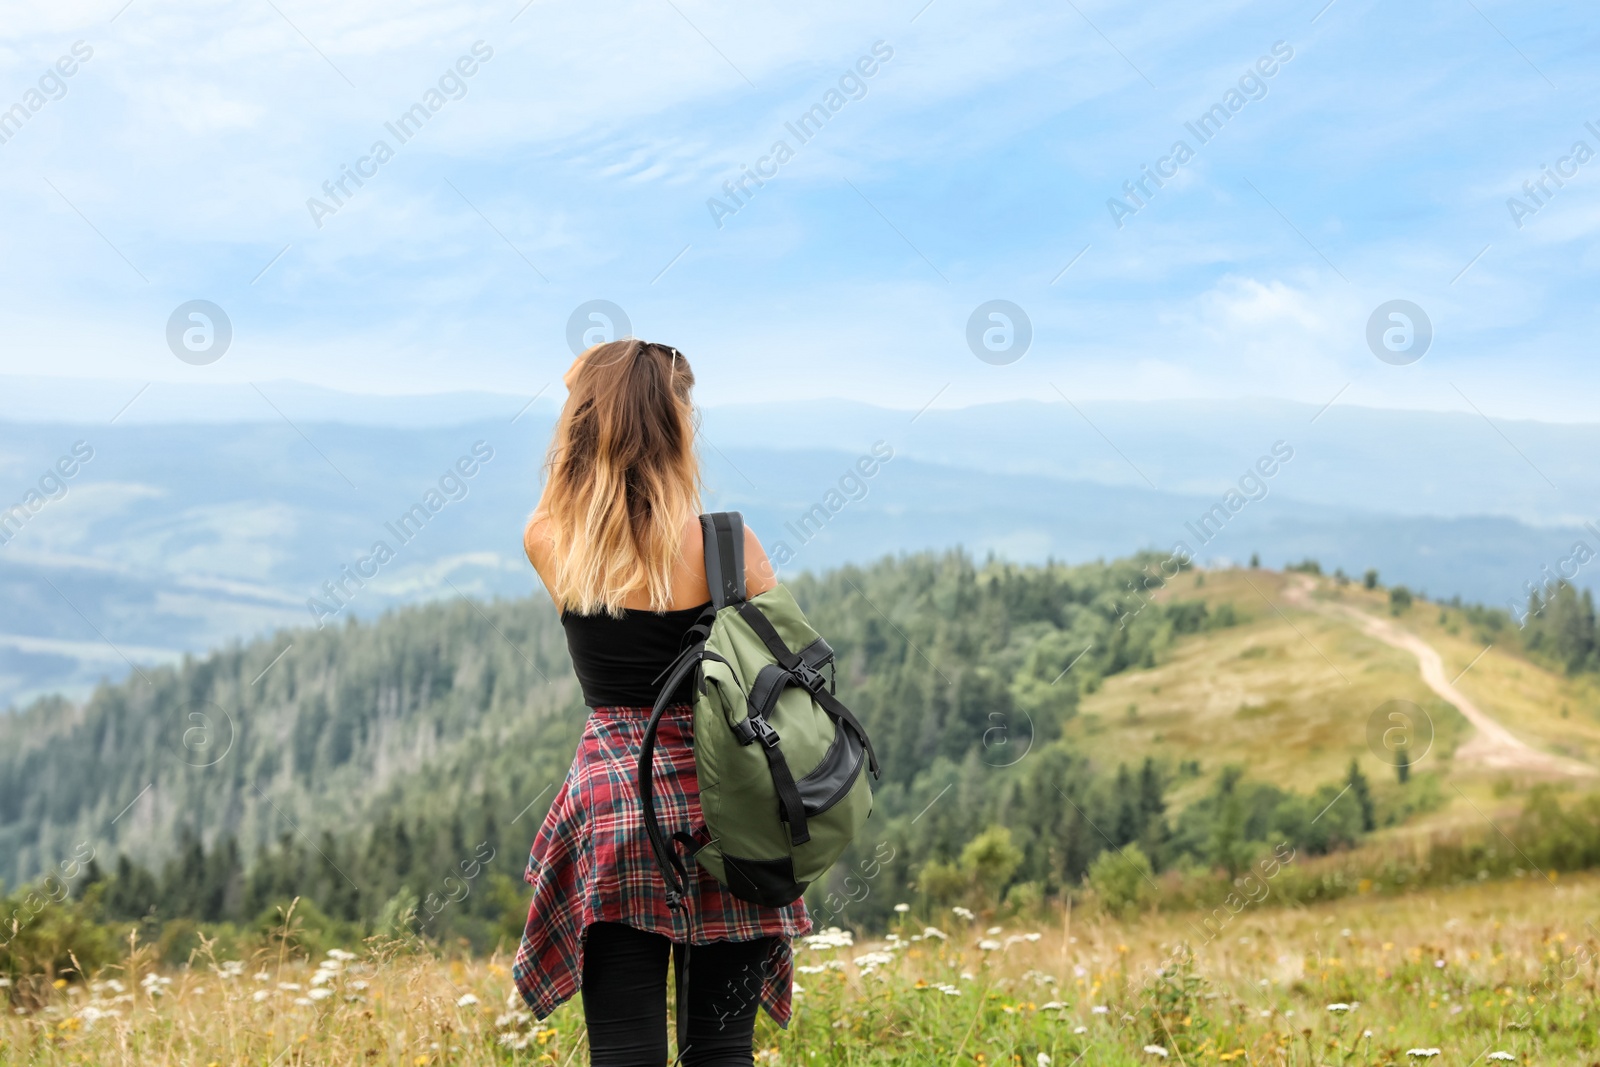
[2,550,1593,965]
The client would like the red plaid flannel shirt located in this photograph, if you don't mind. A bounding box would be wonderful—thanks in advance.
[512,703,811,1026]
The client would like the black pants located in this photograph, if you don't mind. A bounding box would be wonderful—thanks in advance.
[581,921,779,1067]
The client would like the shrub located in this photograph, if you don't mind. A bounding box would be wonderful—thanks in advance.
[1087,843,1153,915]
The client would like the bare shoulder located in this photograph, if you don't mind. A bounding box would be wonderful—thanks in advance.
[524,508,558,605]
[523,508,550,567]
[676,513,778,601]
[743,522,778,596]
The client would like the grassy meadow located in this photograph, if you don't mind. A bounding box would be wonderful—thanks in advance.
[2,872,1595,1065]
[6,565,1600,1065]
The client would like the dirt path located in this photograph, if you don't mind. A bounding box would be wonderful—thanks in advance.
[1283,575,1594,778]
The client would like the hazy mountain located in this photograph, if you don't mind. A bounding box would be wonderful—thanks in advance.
[2,380,1596,707]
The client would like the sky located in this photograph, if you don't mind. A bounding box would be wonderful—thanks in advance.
[1,0,1597,420]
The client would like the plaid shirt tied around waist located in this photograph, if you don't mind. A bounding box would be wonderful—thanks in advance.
[512,703,812,1027]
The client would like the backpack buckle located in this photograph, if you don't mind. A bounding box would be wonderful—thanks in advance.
[748,715,781,748]
[794,663,826,693]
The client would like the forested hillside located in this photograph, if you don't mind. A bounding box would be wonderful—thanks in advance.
[1,550,1403,953]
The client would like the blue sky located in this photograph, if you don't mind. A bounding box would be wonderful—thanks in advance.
[1,0,1597,419]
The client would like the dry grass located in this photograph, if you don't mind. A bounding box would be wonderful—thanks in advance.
[6,873,1597,1065]
[1070,569,1597,829]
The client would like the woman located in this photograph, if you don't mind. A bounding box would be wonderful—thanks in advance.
[512,339,811,1066]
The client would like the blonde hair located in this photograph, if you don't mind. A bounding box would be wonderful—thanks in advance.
[539,339,700,615]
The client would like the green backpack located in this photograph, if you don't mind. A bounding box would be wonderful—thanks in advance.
[638,512,880,909]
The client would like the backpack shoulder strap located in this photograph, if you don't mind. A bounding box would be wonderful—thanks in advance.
[700,512,746,610]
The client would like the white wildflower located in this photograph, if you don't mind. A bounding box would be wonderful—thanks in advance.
[310,972,334,987]
[893,903,910,913]
[1092,1005,1109,1015]
[327,948,357,961]
[1040,1001,1064,1010]
[801,927,854,950]
[960,972,975,981]
[952,906,975,920]
[978,939,1002,952]
[922,926,948,940]
[986,926,1003,935]
[1406,1050,1442,1059]
[1038,1055,1052,1067]
[293,997,312,1006]
[351,980,369,991]
[1328,1003,1352,1013]
[277,982,301,992]
[254,972,270,983]
[457,993,480,1007]
[1487,1054,1515,1062]
[1024,932,1042,942]
[1073,1025,1088,1034]
[308,988,333,1001]
[1144,1046,1169,1059]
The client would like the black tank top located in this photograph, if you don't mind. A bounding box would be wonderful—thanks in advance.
[560,602,712,707]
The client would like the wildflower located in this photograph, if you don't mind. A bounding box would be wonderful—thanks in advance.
[351,980,369,991]
[327,948,357,961]
[251,990,272,1003]
[1144,1046,1169,1059]
[960,972,975,981]
[277,983,301,992]
[1434,959,1445,968]
[293,997,311,1006]
[853,952,894,974]
[1024,933,1042,942]
[1038,1055,1052,1067]
[922,927,949,940]
[308,988,333,1001]
[457,993,480,1007]
[254,972,270,982]
[978,939,1002,952]
[1073,1026,1088,1034]
[1040,1001,1064,1010]
[986,926,1003,935]
[1328,1003,1352,1013]
[1092,1006,1108,1014]
[1406,1050,1441,1059]
[894,903,910,913]
[952,906,976,920]
[1363,1030,1373,1038]
[801,927,854,950]
[1486,1054,1514,1062]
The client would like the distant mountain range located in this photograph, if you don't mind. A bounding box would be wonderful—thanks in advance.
[1,376,1595,708]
